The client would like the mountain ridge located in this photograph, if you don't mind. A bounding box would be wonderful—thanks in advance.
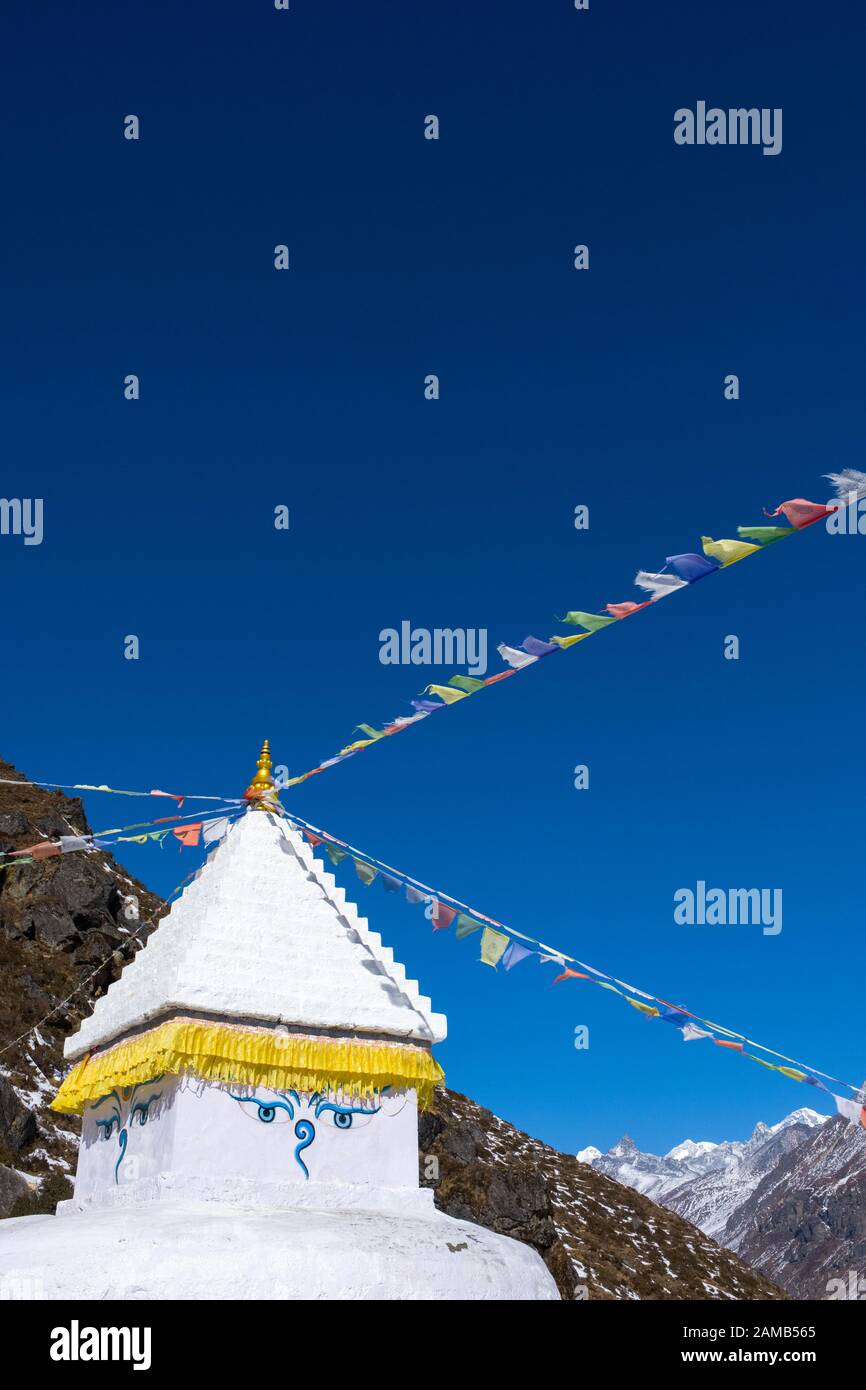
[581,1105,866,1297]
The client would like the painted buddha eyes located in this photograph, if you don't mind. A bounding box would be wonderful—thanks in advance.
[314,1100,377,1129]
[130,1096,159,1126]
[252,1100,293,1125]
[229,1089,380,1178]
[231,1091,381,1128]
[91,1083,163,1183]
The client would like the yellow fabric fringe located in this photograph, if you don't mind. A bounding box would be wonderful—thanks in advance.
[52,1017,444,1115]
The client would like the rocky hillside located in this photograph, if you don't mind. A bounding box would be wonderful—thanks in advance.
[420,1088,784,1300]
[0,757,164,1205]
[723,1114,866,1300]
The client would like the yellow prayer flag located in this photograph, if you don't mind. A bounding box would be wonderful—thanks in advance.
[480,927,510,968]
[548,633,591,649]
[701,536,761,567]
[626,997,660,1018]
[425,685,468,704]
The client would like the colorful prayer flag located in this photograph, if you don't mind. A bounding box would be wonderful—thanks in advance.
[501,941,533,970]
[681,1022,713,1042]
[31,842,62,860]
[634,570,688,600]
[497,643,538,669]
[59,835,91,853]
[521,636,559,657]
[431,900,456,929]
[665,553,719,582]
[173,823,202,849]
[448,675,486,694]
[480,927,510,968]
[736,525,795,545]
[202,817,230,845]
[700,536,761,567]
[561,611,617,632]
[763,498,835,529]
[605,601,650,618]
[834,1095,866,1128]
[425,685,469,705]
[626,997,661,1018]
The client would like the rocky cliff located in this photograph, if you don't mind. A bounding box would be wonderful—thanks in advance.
[0,757,164,1203]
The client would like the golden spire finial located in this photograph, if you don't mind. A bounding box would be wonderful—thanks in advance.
[244,738,278,809]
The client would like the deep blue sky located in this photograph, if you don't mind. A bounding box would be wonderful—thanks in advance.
[2,1,864,1157]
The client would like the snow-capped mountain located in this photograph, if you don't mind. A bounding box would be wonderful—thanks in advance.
[722,1114,866,1300]
[576,1106,866,1297]
[580,1109,828,1236]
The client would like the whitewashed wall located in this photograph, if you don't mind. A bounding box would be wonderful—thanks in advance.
[74,1077,419,1201]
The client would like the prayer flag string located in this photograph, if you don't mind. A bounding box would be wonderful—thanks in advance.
[279,475,848,794]
[282,807,864,1106]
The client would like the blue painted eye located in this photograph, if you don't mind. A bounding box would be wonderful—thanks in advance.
[230,1093,293,1124]
[314,1100,380,1128]
[130,1093,162,1127]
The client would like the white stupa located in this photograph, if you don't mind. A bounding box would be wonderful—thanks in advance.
[0,743,558,1300]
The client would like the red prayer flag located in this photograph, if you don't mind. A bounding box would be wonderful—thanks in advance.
[151,789,185,808]
[173,823,203,849]
[605,601,651,619]
[431,900,456,929]
[763,498,836,529]
[31,841,63,860]
[552,968,591,985]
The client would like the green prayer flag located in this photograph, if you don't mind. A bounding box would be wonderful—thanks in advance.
[736,525,795,545]
[480,927,510,968]
[455,913,482,939]
[448,675,486,694]
[562,611,616,632]
[356,724,385,740]
[326,845,348,867]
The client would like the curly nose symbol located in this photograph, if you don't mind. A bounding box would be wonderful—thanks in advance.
[293,1119,315,1179]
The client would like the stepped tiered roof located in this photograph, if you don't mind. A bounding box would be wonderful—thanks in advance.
[68,809,446,1060]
